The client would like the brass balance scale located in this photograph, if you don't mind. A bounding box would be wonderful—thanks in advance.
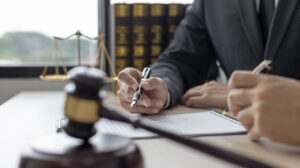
[39,30,117,83]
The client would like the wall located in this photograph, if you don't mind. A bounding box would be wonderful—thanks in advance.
[0,79,67,104]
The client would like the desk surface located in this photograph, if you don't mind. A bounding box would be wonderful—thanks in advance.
[1,91,300,168]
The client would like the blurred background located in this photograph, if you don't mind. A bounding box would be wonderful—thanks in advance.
[0,0,202,104]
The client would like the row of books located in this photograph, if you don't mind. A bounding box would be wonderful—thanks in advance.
[114,3,189,73]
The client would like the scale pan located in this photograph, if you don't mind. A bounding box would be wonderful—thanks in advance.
[106,76,118,83]
[40,74,69,81]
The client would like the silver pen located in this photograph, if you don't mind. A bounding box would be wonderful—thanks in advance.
[131,67,151,107]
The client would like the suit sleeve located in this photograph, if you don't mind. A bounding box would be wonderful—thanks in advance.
[150,0,217,108]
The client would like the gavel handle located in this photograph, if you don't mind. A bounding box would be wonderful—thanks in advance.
[99,107,272,168]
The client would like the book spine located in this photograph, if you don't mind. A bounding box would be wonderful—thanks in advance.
[167,4,185,43]
[132,3,150,71]
[149,4,167,64]
[115,3,132,75]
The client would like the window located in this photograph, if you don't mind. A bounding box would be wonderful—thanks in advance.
[0,0,193,77]
[111,0,194,3]
[0,0,98,77]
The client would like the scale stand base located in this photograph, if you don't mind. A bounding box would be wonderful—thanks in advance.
[19,133,143,168]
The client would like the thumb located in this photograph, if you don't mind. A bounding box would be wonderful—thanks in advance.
[141,77,162,91]
[140,93,151,107]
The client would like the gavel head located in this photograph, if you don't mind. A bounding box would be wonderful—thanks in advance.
[63,66,108,141]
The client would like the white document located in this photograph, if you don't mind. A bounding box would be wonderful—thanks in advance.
[96,111,247,139]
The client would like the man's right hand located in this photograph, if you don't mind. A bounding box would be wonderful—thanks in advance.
[228,71,300,145]
[117,67,169,114]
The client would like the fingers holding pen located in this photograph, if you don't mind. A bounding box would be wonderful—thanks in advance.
[140,77,168,108]
[236,103,262,141]
[117,87,135,102]
[118,68,167,114]
[228,88,252,116]
[236,106,254,131]
[118,89,164,108]
[248,125,262,142]
[118,68,140,90]
[138,93,165,108]
[141,77,164,90]
[228,71,259,89]
[120,100,160,114]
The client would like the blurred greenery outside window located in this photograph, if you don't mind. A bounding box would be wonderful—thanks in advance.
[0,0,194,67]
[0,0,98,66]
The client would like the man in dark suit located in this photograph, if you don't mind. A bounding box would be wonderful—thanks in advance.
[117,0,300,114]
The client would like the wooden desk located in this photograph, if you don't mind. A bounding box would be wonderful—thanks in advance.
[1,91,300,168]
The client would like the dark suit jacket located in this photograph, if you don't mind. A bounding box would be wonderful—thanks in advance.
[150,0,300,107]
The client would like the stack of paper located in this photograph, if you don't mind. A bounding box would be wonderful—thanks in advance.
[96,111,246,139]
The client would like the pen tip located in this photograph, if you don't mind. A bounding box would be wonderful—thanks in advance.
[131,101,137,108]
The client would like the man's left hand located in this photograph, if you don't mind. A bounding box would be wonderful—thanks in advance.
[181,81,228,109]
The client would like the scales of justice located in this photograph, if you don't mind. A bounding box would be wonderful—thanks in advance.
[18,32,271,168]
[39,30,117,83]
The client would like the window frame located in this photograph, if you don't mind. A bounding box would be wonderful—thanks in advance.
[0,0,111,78]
